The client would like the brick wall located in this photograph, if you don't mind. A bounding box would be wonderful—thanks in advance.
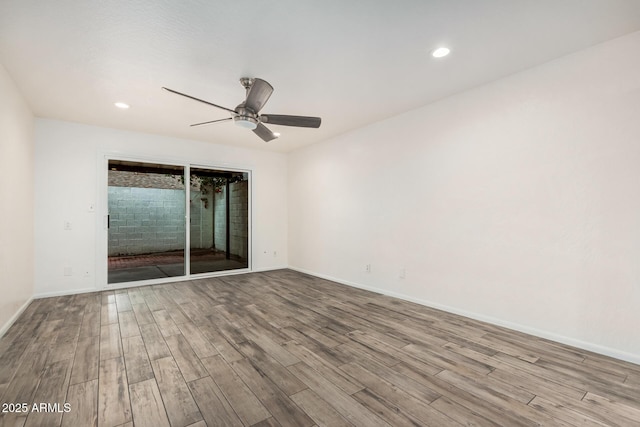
[190,189,214,249]
[230,180,248,259]
[108,170,184,189]
[213,180,248,259]
[213,187,226,251]
[108,187,186,256]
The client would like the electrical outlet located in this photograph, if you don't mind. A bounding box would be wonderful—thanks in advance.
[273,251,277,257]
[399,268,406,279]
[83,270,90,278]
[365,264,371,273]
[64,221,72,230]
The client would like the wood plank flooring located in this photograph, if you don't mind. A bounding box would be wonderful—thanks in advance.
[1,269,639,426]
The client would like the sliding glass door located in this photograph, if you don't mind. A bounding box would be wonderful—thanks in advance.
[189,168,249,274]
[107,159,249,285]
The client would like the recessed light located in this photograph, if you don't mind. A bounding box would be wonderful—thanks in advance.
[273,132,281,137]
[114,102,130,109]
[431,47,450,58]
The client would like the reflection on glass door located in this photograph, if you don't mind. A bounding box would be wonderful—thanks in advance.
[189,168,249,274]
[108,160,186,284]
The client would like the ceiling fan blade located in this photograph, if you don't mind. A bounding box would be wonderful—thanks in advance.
[253,123,278,142]
[244,78,273,113]
[162,87,237,114]
[260,114,321,128]
[190,117,232,127]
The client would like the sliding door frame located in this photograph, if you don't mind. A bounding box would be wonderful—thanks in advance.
[96,153,252,290]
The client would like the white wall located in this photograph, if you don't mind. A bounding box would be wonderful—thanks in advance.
[288,32,640,363]
[34,119,288,296]
[0,63,34,334]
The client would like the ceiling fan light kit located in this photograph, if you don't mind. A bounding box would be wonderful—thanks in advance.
[234,118,258,129]
[162,77,321,142]
[233,114,258,130]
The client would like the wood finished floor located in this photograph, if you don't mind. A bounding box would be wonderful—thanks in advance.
[1,270,639,427]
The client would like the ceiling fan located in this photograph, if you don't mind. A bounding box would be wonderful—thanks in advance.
[162,78,321,142]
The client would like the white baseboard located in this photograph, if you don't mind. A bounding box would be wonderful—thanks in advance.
[251,265,288,273]
[0,297,34,338]
[34,287,98,299]
[288,266,640,366]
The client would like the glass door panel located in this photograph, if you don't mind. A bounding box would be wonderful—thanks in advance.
[189,167,249,274]
[108,160,186,283]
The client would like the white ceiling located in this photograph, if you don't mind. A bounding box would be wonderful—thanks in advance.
[2,1,640,153]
